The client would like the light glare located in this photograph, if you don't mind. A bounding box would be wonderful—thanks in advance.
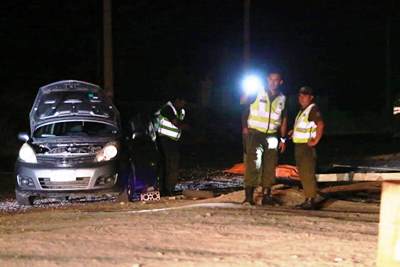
[242,75,263,95]
[19,143,37,164]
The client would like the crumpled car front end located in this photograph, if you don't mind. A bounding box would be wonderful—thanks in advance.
[15,80,121,205]
[16,139,120,204]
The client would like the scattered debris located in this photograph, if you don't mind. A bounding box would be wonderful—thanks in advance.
[182,189,217,199]
[0,200,31,213]
[0,194,118,213]
[176,175,244,191]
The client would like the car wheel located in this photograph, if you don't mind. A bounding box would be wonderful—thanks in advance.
[15,190,33,206]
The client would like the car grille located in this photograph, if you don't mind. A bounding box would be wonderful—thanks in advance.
[37,155,95,166]
[38,177,90,189]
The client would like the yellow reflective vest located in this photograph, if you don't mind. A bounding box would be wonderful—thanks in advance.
[154,102,185,141]
[247,90,286,134]
[293,103,317,143]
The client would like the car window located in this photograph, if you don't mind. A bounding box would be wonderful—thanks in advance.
[34,121,118,138]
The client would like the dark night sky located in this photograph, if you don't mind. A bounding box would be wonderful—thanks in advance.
[0,1,399,112]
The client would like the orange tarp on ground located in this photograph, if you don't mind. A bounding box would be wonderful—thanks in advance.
[224,163,300,180]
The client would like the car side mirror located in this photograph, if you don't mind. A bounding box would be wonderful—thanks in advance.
[18,132,29,142]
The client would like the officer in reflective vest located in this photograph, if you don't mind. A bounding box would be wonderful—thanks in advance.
[154,97,187,196]
[291,86,324,210]
[242,71,288,205]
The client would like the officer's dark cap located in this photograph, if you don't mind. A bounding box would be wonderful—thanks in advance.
[298,86,314,96]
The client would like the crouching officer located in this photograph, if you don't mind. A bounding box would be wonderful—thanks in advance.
[242,71,288,205]
[291,86,324,210]
[154,97,187,196]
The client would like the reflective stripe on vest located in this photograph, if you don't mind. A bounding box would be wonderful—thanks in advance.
[247,91,286,134]
[293,103,317,143]
[155,101,184,141]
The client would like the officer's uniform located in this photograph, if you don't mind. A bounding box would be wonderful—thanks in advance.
[154,101,185,195]
[293,103,322,198]
[244,90,286,189]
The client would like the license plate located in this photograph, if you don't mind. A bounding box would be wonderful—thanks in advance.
[50,170,76,182]
[140,191,160,201]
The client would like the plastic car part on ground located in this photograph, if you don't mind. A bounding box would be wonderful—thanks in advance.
[175,176,244,192]
[224,163,300,180]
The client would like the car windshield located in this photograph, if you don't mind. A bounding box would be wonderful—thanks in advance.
[34,121,118,138]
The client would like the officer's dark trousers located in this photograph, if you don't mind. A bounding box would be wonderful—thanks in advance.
[295,143,318,198]
[158,136,180,195]
[242,132,247,163]
[244,129,278,188]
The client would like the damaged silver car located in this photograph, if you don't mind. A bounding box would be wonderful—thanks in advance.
[15,80,121,205]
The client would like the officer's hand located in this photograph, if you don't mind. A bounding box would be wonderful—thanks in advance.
[242,127,249,135]
[279,142,286,153]
[287,130,293,139]
[307,138,318,147]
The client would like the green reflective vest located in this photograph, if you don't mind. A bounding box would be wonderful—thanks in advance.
[247,90,286,134]
[293,103,317,143]
[155,102,185,141]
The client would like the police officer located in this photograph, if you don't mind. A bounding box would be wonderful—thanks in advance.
[154,97,187,196]
[291,86,324,210]
[242,71,288,205]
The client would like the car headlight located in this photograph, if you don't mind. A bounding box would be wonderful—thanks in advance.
[96,143,118,162]
[18,143,37,163]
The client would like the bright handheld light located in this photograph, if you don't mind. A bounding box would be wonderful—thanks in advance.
[242,75,264,95]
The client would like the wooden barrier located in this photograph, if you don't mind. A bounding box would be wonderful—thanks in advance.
[316,172,400,182]
[377,181,400,266]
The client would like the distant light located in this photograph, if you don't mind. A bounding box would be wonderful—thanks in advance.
[242,75,264,95]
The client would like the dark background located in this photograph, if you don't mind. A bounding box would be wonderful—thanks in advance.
[0,0,399,169]
[1,1,399,104]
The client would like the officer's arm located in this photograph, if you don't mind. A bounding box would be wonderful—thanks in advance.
[161,108,182,128]
[308,107,324,146]
[240,95,256,134]
[170,117,187,129]
[170,111,188,130]
[280,101,288,139]
[313,120,325,145]
[280,116,288,139]
[241,107,250,133]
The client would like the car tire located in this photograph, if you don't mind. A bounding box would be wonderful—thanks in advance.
[15,190,33,206]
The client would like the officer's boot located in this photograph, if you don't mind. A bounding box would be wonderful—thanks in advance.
[261,187,274,205]
[242,186,255,206]
[296,198,317,210]
[262,187,282,206]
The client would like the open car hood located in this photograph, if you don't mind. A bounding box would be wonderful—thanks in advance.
[29,80,120,135]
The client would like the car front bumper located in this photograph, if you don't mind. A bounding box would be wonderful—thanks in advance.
[15,160,119,196]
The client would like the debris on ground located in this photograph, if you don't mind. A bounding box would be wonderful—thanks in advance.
[182,189,216,199]
[175,175,243,192]
[0,194,119,213]
[0,166,385,214]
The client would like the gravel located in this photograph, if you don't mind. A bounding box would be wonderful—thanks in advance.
[0,194,119,213]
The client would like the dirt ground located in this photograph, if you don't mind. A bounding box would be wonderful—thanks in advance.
[0,187,380,267]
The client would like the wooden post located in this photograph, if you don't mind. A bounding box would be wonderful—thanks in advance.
[243,0,250,70]
[103,0,114,98]
[377,181,400,266]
